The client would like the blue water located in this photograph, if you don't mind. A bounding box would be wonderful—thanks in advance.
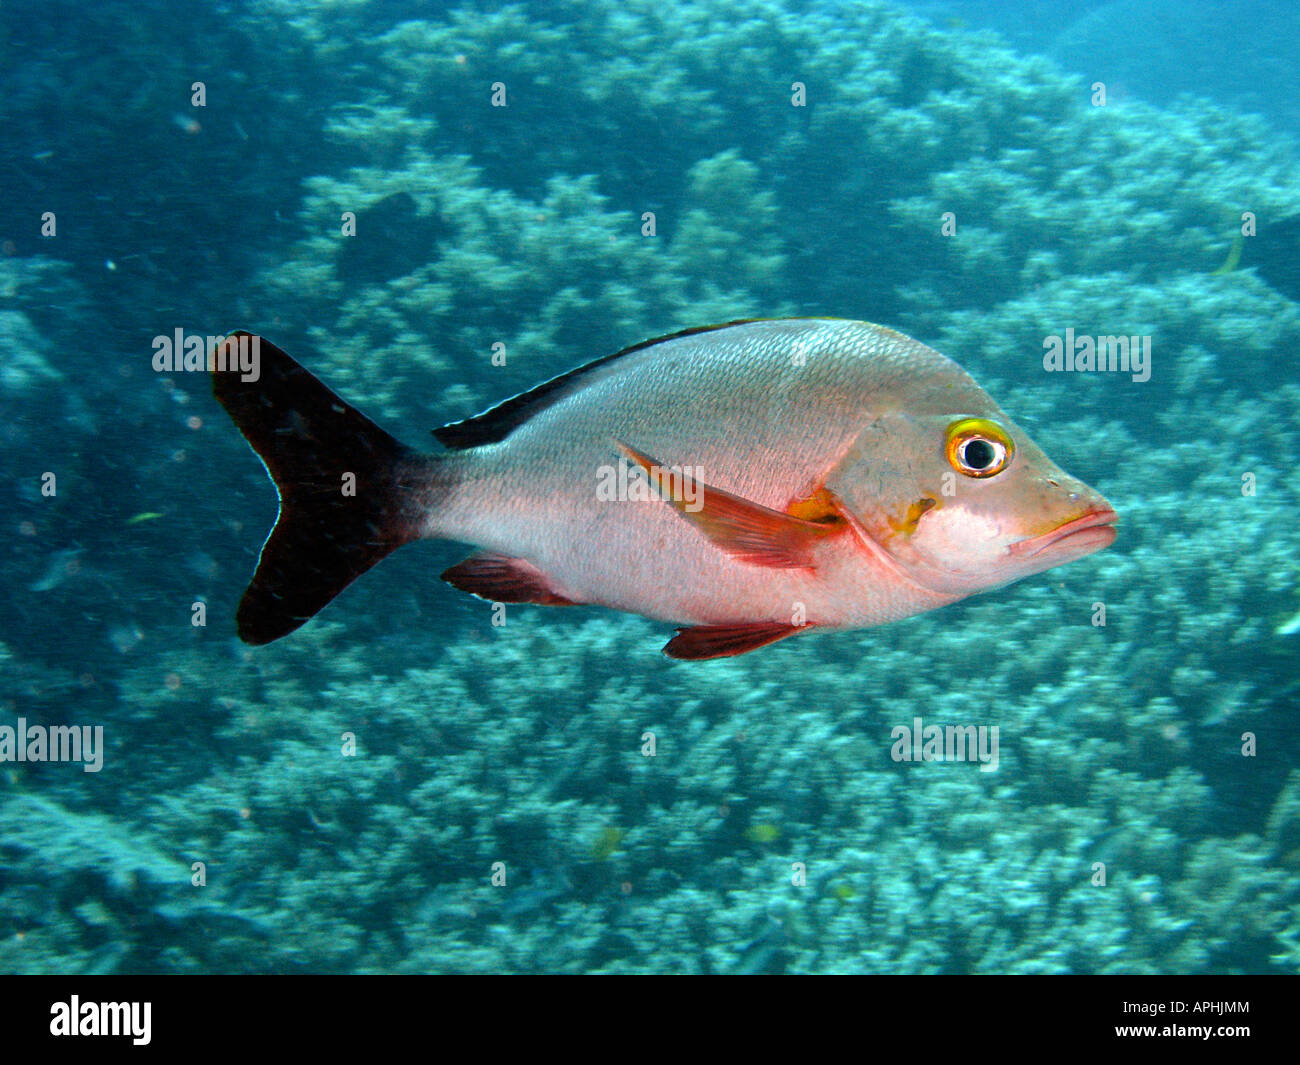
[1,0,1297,974]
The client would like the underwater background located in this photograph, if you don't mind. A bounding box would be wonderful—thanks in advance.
[1,0,1297,974]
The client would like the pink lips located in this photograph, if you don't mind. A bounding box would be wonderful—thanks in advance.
[1010,507,1119,559]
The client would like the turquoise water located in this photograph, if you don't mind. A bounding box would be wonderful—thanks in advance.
[1,0,1297,973]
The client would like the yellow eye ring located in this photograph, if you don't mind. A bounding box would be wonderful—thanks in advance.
[945,417,1014,478]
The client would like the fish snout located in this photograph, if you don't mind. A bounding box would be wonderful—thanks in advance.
[1010,479,1118,561]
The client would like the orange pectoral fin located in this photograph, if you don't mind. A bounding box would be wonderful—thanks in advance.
[616,441,844,569]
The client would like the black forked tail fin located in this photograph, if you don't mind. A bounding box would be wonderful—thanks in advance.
[211,332,437,644]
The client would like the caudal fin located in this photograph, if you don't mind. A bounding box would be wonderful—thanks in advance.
[211,332,436,644]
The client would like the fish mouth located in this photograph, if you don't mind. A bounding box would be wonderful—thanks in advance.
[1009,507,1119,559]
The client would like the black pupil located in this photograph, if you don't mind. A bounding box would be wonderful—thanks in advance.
[963,438,997,469]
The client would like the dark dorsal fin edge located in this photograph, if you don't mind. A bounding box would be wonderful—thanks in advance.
[431,318,771,450]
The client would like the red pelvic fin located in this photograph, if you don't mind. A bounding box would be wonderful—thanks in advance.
[662,621,807,660]
[616,441,844,569]
[441,552,578,605]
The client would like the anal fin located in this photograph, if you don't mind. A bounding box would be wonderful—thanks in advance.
[663,621,806,660]
[441,552,578,606]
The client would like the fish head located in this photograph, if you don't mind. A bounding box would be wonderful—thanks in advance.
[828,408,1116,597]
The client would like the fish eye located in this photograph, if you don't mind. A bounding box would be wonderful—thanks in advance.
[944,417,1014,478]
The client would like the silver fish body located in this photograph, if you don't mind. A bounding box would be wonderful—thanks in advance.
[212,319,1116,657]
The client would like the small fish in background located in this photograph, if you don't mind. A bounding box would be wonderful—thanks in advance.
[589,826,625,861]
[1276,608,1300,637]
[744,823,782,844]
[171,112,202,135]
[108,623,144,654]
[29,547,85,593]
[210,319,1117,659]
[125,511,164,526]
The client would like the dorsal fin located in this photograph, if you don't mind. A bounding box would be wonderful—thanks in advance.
[432,319,767,449]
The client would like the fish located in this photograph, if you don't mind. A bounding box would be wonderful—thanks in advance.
[125,511,165,525]
[209,319,1117,659]
[29,547,85,593]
